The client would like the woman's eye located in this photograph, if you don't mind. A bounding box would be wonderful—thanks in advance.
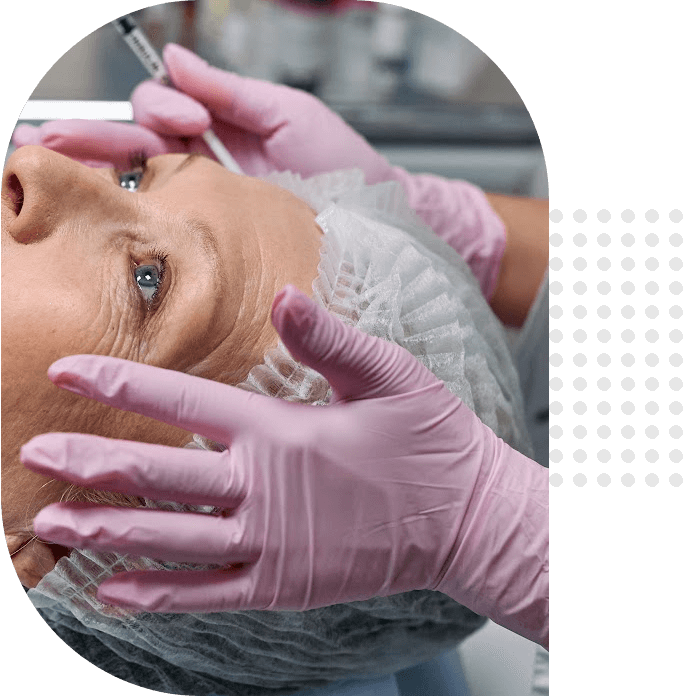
[118,153,148,192]
[134,265,161,301]
[119,171,143,192]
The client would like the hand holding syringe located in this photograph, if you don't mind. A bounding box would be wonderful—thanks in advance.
[15,40,392,190]
[112,14,242,174]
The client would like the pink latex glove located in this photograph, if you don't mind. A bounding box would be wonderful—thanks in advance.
[23,286,548,649]
[13,44,505,299]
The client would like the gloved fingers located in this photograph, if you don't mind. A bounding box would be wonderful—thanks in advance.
[163,43,290,136]
[131,79,212,136]
[97,567,262,613]
[12,123,43,147]
[271,285,437,401]
[33,502,260,565]
[12,123,137,169]
[12,119,174,168]
[48,355,279,444]
[21,432,245,509]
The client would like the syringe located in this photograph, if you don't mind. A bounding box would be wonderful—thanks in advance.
[111,14,242,174]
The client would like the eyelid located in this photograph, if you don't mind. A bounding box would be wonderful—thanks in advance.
[130,248,169,316]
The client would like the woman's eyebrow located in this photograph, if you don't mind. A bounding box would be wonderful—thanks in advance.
[172,152,211,176]
[151,153,211,189]
[111,153,210,191]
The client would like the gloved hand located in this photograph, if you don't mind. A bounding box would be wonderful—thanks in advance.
[13,43,392,178]
[13,44,505,299]
[22,285,548,649]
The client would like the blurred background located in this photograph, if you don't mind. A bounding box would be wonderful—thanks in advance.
[22,0,547,198]
[14,3,548,694]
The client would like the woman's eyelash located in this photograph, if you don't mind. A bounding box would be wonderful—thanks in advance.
[133,248,168,309]
[127,151,149,171]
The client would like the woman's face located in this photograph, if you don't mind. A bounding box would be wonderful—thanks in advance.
[1,145,322,585]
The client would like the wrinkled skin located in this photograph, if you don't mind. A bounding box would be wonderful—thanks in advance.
[2,145,322,586]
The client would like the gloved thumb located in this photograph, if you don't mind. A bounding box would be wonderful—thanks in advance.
[270,285,436,402]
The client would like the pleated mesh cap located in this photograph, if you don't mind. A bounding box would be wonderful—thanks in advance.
[31,169,531,695]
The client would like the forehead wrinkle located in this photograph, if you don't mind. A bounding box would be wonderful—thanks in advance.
[182,213,224,282]
[111,228,149,249]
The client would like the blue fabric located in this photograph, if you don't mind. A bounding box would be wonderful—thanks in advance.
[291,650,470,696]
[395,650,470,696]
[294,673,400,696]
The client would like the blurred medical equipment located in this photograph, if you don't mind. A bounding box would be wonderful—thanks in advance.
[111,13,242,173]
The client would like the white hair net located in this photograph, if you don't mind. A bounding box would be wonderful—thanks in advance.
[30,170,533,695]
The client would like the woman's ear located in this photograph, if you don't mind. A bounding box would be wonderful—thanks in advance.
[6,533,69,588]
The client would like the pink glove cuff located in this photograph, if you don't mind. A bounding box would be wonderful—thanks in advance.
[436,428,549,649]
[389,166,507,300]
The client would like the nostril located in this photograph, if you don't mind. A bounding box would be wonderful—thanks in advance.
[6,173,24,216]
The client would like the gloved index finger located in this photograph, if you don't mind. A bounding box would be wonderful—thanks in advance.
[48,355,274,445]
[22,433,244,509]
[163,43,288,137]
[131,80,212,137]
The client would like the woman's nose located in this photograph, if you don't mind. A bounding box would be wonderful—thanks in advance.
[2,146,116,244]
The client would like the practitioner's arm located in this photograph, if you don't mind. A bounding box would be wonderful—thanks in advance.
[486,194,549,327]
